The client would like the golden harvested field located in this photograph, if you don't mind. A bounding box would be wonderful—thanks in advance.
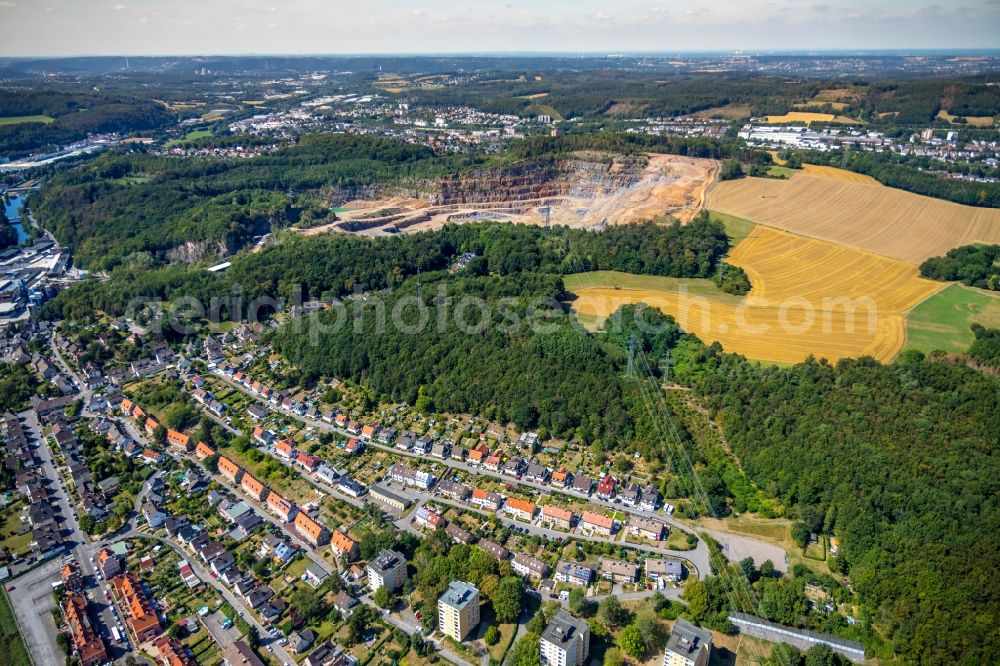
[569,227,944,364]
[707,173,1000,263]
[937,110,996,127]
[762,112,860,124]
[799,164,879,185]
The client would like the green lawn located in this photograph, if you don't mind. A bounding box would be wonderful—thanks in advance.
[165,128,212,147]
[0,114,54,126]
[0,589,32,666]
[766,165,797,179]
[707,210,755,246]
[904,283,1000,354]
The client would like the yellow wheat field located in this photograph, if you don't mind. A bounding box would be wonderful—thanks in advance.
[799,164,879,185]
[570,227,944,364]
[762,112,859,125]
[707,174,1000,263]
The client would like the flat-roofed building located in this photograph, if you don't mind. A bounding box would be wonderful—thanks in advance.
[540,609,590,666]
[438,581,480,642]
[367,549,407,593]
[663,619,712,666]
[370,483,410,512]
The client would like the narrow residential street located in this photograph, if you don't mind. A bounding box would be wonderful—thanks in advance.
[210,370,715,578]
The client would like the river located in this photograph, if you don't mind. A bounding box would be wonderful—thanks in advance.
[3,194,31,244]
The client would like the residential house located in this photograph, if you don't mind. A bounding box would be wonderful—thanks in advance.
[330,530,359,562]
[274,439,295,459]
[360,423,381,440]
[596,475,616,501]
[470,488,502,512]
[296,453,320,472]
[629,516,667,541]
[414,506,445,530]
[337,476,367,498]
[645,559,683,583]
[502,497,536,521]
[524,463,550,484]
[580,512,614,536]
[218,456,243,484]
[240,472,269,502]
[512,553,549,580]
[540,505,574,530]
[194,441,215,459]
[551,467,572,488]
[572,474,594,495]
[265,491,297,522]
[436,479,470,501]
[445,523,475,545]
[294,511,331,547]
[555,561,593,587]
[478,540,510,562]
[142,502,166,528]
[388,463,434,490]
[600,559,640,583]
[332,590,358,618]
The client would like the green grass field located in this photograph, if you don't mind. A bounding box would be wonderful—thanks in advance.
[766,165,797,178]
[0,114,54,126]
[904,283,1000,354]
[165,128,212,147]
[0,589,32,666]
[707,210,755,246]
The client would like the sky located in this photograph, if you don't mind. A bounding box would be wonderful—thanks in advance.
[1,0,999,57]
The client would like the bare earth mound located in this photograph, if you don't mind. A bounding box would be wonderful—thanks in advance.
[707,173,1000,263]
[570,227,944,364]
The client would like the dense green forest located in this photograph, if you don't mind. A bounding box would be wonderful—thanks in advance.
[669,342,1000,664]
[0,203,17,250]
[794,149,1000,207]
[0,90,175,157]
[919,243,1000,289]
[41,216,735,320]
[968,324,1000,366]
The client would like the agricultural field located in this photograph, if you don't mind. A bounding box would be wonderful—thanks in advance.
[568,227,944,364]
[937,109,996,127]
[707,173,1000,263]
[761,112,860,124]
[0,114,54,126]
[799,164,879,185]
[904,283,1000,354]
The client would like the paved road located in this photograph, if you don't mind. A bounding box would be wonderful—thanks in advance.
[210,371,715,578]
[15,409,128,661]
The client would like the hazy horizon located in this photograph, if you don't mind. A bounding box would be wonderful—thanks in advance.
[2,0,999,58]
